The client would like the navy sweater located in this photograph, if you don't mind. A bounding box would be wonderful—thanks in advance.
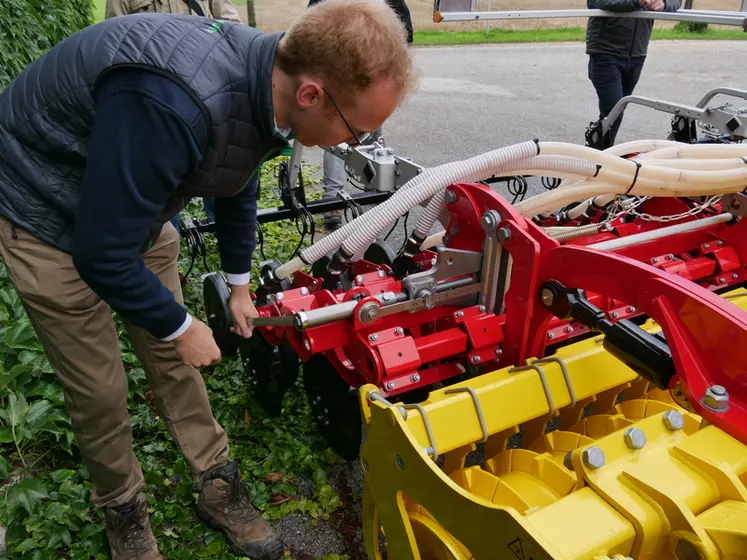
[73,67,256,340]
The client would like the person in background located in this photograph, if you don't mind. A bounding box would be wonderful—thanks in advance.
[585,0,681,145]
[106,0,246,230]
[308,0,414,236]
[0,0,415,557]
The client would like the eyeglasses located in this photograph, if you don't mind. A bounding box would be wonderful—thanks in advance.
[322,87,370,146]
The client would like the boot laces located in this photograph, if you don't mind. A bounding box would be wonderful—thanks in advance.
[218,470,259,526]
[112,502,152,553]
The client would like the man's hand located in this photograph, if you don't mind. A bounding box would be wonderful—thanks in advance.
[174,318,222,367]
[228,284,258,339]
[648,0,664,10]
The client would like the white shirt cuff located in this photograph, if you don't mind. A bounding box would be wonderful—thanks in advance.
[225,271,252,286]
[160,313,193,342]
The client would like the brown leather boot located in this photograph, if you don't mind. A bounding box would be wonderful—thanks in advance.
[196,461,284,560]
[105,494,162,560]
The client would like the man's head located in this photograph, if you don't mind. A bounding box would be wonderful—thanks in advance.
[272,0,417,147]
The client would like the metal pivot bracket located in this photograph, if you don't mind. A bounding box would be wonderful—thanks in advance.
[479,210,511,314]
[401,246,482,300]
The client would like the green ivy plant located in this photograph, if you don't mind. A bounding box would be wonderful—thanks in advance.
[0,157,352,559]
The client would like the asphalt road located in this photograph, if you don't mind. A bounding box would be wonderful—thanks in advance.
[300,39,747,251]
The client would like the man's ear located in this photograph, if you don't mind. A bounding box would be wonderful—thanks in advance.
[296,79,323,110]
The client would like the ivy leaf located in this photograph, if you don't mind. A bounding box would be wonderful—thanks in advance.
[14,538,37,553]
[49,469,76,484]
[4,322,39,350]
[25,400,56,430]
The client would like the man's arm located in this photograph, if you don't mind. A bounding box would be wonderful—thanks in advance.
[73,67,208,340]
[212,177,259,287]
[587,0,643,13]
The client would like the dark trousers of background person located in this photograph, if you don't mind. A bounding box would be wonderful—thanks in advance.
[588,53,646,145]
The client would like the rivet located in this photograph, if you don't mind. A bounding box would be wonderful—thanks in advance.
[495,348,503,356]
[628,306,636,313]
[547,332,555,340]
[652,258,659,264]
[378,270,386,278]
[611,311,619,318]
[719,277,726,284]
[564,326,573,333]
[732,273,739,280]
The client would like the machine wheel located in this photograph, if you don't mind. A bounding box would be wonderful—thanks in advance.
[241,334,299,418]
[303,354,363,461]
[203,272,240,356]
[363,239,398,268]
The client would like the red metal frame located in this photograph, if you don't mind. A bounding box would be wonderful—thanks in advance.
[253,183,747,444]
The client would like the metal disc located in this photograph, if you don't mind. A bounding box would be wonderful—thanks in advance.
[363,239,398,268]
[203,272,240,356]
[240,334,299,418]
[303,354,363,461]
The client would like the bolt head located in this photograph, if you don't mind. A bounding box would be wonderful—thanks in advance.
[733,273,739,280]
[369,333,379,342]
[410,374,420,383]
[276,292,285,301]
[496,227,512,243]
[547,332,555,340]
[471,355,481,363]
[663,409,685,431]
[445,190,457,204]
[564,326,573,334]
[378,270,386,278]
[356,275,365,285]
[540,288,554,307]
[611,311,619,319]
[628,306,636,313]
[703,385,729,411]
[300,287,309,296]
[624,427,647,450]
[495,348,503,356]
[719,277,726,284]
[456,310,464,318]
[480,213,496,231]
[478,305,486,312]
[716,240,724,246]
[652,258,659,264]
[563,450,574,470]
[385,381,395,390]
[704,243,710,249]
[582,446,606,469]
[394,327,404,336]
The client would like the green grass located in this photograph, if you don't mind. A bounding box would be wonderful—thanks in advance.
[413,25,747,46]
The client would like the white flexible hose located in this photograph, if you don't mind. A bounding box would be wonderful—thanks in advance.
[273,140,747,280]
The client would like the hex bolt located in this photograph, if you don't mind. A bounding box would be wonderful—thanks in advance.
[547,332,555,340]
[732,273,739,280]
[385,381,395,391]
[478,304,486,312]
[495,348,503,356]
[611,311,619,319]
[394,327,404,336]
[662,409,685,431]
[582,446,606,469]
[369,334,379,342]
[624,427,647,450]
[716,240,724,246]
[704,243,710,249]
[703,384,729,411]
[300,287,309,296]
[480,213,497,231]
[450,226,460,235]
[410,374,420,383]
[628,306,636,313]
[355,275,364,285]
[471,355,481,363]
[652,258,659,264]
[540,288,554,307]
[719,277,726,284]
[445,190,457,204]
[563,450,574,470]
[378,270,386,278]
[396,454,405,470]
[456,310,464,318]
[276,292,285,301]
[564,326,573,334]
[496,227,512,243]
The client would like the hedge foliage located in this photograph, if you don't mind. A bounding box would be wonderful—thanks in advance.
[0,0,94,90]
